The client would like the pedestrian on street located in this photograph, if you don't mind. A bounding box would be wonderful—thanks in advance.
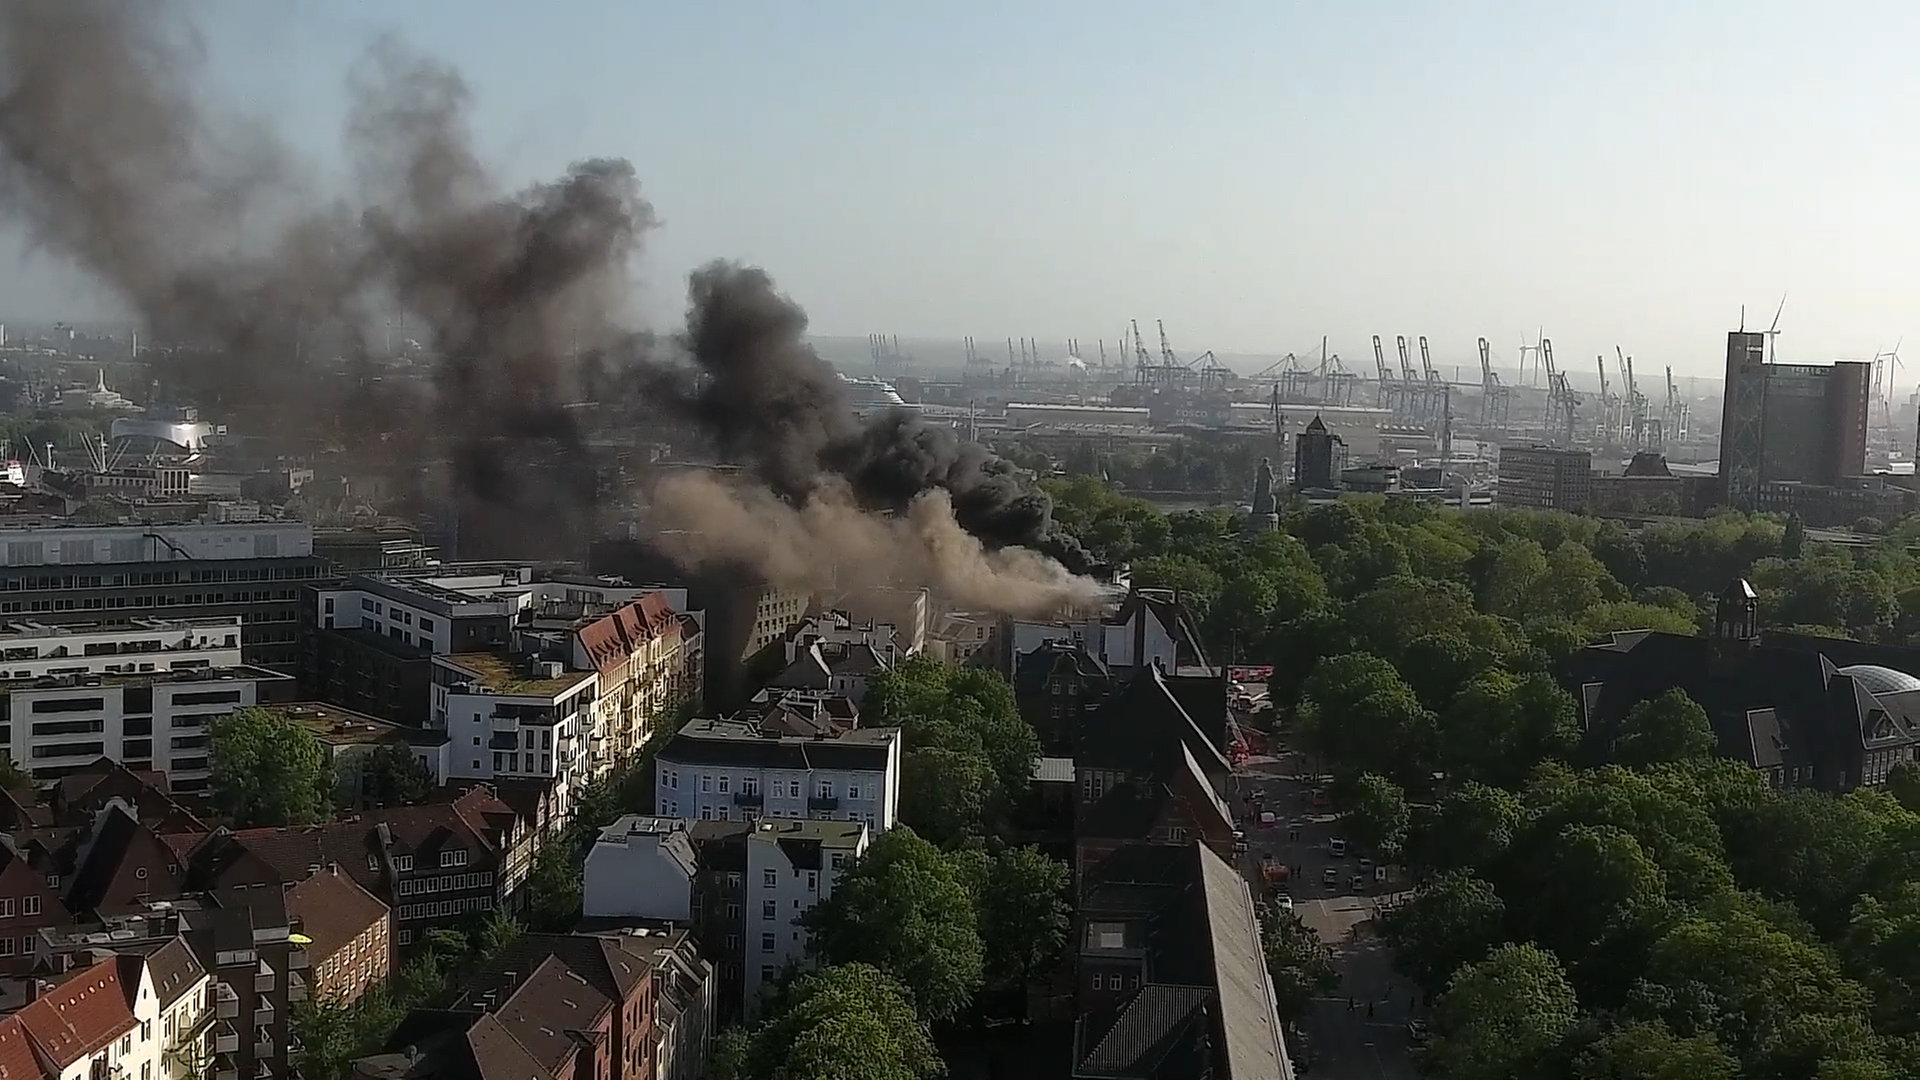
[1367,1002,1376,1018]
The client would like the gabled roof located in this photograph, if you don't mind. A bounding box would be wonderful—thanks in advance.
[1191,844,1291,1079]
[1074,984,1212,1078]
[286,869,390,966]
[466,933,656,1008]
[1078,667,1233,782]
[142,935,207,1010]
[575,593,683,675]
[485,956,613,1071]
[0,1013,44,1080]
[11,954,136,1069]
[65,805,182,916]
[50,759,205,832]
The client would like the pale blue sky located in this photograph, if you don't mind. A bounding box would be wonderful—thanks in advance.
[9,0,1920,378]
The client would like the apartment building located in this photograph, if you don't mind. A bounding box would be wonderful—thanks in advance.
[782,600,926,668]
[0,951,164,1080]
[431,651,600,822]
[0,660,295,788]
[741,820,867,1014]
[583,816,697,923]
[197,787,519,948]
[37,886,308,1080]
[284,866,391,1006]
[354,931,673,1080]
[0,520,320,671]
[529,593,702,763]
[653,716,901,833]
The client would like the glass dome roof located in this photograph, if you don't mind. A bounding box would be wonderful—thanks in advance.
[1836,664,1920,696]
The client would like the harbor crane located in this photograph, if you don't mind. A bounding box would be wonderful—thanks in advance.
[1478,337,1511,430]
[1664,366,1691,442]
[1373,335,1401,414]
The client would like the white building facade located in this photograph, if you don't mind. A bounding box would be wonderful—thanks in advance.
[0,616,288,786]
[653,718,902,833]
[582,815,698,922]
[431,652,599,821]
[741,820,867,1013]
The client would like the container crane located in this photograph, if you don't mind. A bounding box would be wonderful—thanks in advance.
[1478,337,1511,430]
[1419,336,1446,427]
[1373,335,1401,414]
[1594,355,1615,443]
[1543,338,1579,447]
[1396,335,1424,423]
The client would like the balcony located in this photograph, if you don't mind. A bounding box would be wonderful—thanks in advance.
[253,1030,274,1060]
[213,1054,238,1080]
[288,972,307,1003]
[215,982,240,1020]
[732,790,763,806]
[807,794,840,812]
[252,959,275,994]
[213,1024,239,1055]
[288,948,309,971]
[253,1000,275,1027]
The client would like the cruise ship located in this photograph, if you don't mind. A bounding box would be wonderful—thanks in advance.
[839,374,919,418]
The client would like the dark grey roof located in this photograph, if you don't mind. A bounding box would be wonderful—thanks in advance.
[657,718,896,772]
[1074,985,1212,1078]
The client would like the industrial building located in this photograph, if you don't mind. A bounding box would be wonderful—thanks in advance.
[1718,330,1871,508]
[1496,445,1595,511]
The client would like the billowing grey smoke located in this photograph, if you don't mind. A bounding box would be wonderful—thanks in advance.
[671,262,1090,569]
[0,1,652,554]
[0,0,1098,610]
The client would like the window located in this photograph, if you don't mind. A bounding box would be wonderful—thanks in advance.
[394,855,414,872]
[1091,973,1103,990]
[762,869,777,888]
[805,871,818,891]
[420,618,434,632]
[21,896,37,916]
[0,899,13,918]
[701,776,713,793]
[0,939,13,957]
[43,875,55,889]
[718,776,730,793]
[760,933,775,953]
[761,899,776,919]
[846,784,860,800]
[440,849,468,868]
[829,853,845,871]
[120,1035,131,1056]
[761,965,776,983]
[816,780,834,798]
[397,929,413,946]
[788,780,801,798]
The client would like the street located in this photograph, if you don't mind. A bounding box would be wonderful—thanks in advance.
[1234,724,1421,1080]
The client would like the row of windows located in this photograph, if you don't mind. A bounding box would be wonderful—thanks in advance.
[365,849,470,873]
[396,871,493,896]
[680,802,876,828]
[669,772,869,801]
[1091,972,1142,992]
[0,896,43,917]
[396,894,492,922]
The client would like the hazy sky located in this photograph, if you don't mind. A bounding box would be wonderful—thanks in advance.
[7,0,1920,379]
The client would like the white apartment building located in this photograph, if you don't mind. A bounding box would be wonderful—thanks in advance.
[783,595,927,668]
[0,949,165,1080]
[314,567,652,654]
[0,616,290,787]
[742,819,867,1013]
[431,651,599,821]
[653,716,902,833]
[539,593,700,765]
[582,815,698,923]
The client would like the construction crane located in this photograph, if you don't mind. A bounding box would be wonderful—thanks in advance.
[1372,335,1400,414]
[1478,337,1510,430]
[1130,319,1160,384]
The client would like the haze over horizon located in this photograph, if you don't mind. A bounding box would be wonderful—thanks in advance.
[4,0,1918,381]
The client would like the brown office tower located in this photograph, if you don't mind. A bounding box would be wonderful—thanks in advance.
[1717,330,1869,508]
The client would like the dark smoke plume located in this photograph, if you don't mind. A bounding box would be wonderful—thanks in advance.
[668,263,1090,571]
[0,0,1098,609]
[0,1,653,555]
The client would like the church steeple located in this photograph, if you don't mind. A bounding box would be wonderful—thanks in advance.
[1714,578,1758,641]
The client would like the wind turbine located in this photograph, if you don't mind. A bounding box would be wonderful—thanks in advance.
[1764,293,1787,364]
[1876,339,1904,442]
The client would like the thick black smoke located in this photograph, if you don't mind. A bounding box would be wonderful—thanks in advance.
[0,2,651,556]
[671,263,1090,569]
[0,0,1087,576]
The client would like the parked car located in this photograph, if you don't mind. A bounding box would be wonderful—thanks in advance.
[1329,838,1348,857]
[1322,867,1339,886]
[1276,893,1295,911]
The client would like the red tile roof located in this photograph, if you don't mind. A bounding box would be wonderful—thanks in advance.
[575,593,681,675]
[12,955,136,1069]
[0,1015,46,1080]
[286,869,389,966]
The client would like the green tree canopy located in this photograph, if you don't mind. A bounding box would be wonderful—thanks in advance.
[725,963,942,1080]
[1614,689,1716,767]
[358,743,435,807]
[1258,901,1337,1019]
[1429,943,1581,1080]
[1382,871,1508,996]
[1339,773,1410,860]
[209,707,334,827]
[805,828,983,1021]
[953,845,1071,993]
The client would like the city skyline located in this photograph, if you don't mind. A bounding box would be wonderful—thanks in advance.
[4,0,1920,380]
